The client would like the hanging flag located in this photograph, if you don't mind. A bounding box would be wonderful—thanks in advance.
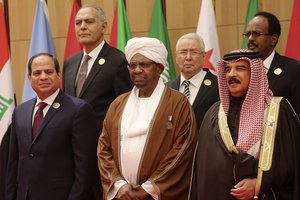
[196,0,221,70]
[109,0,131,52]
[64,0,82,59]
[0,1,15,145]
[285,0,300,60]
[0,4,15,193]
[22,0,56,102]
[149,0,175,82]
[242,0,258,48]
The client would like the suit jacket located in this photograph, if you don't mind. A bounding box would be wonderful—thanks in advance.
[268,52,300,117]
[63,41,133,133]
[5,90,98,200]
[166,69,219,130]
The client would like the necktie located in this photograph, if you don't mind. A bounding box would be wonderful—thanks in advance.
[76,55,91,97]
[183,80,191,99]
[32,102,48,139]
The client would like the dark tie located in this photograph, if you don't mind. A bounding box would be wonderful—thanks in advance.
[32,102,48,139]
[183,80,191,99]
[76,55,91,97]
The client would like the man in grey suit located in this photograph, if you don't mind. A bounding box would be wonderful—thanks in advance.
[245,11,300,117]
[166,33,219,130]
[63,5,133,133]
[62,5,133,199]
[6,53,98,200]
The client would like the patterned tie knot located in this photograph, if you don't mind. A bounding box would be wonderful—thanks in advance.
[183,80,190,87]
[38,102,48,111]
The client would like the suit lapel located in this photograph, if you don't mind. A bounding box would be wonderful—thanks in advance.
[26,99,37,146]
[192,71,214,109]
[70,53,83,96]
[79,42,110,97]
[32,91,64,144]
[268,52,283,90]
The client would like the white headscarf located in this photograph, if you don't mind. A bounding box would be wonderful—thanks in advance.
[125,37,168,68]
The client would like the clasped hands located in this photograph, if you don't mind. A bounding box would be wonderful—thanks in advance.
[230,178,257,200]
[115,184,151,200]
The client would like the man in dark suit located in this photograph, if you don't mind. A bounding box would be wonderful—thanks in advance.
[245,11,300,117]
[5,53,98,200]
[63,5,133,133]
[166,33,219,130]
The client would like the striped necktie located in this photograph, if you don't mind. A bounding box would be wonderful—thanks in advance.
[183,80,191,99]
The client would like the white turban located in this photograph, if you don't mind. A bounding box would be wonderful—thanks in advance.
[124,37,168,68]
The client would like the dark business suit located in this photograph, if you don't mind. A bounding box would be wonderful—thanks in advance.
[268,52,300,117]
[63,41,133,133]
[166,69,219,130]
[5,90,98,200]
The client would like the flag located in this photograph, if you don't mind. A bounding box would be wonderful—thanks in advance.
[22,0,56,102]
[149,0,175,82]
[196,0,221,70]
[285,0,300,60]
[64,0,81,59]
[0,1,15,145]
[242,0,258,48]
[0,3,15,195]
[109,0,131,52]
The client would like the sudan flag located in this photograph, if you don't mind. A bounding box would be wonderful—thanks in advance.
[109,0,131,52]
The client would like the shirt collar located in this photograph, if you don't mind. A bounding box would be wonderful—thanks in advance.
[180,69,207,87]
[36,89,60,107]
[263,50,275,71]
[83,40,105,60]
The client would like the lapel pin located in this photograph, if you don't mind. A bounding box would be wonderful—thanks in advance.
[52,102,60,109]
[274,68,282,75]
[98,58,105,65]
[204,79,212,86]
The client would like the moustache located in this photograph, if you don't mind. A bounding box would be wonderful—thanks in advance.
[228,77,241,84]
[248,41,258,48]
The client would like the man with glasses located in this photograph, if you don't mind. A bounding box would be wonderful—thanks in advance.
[166,33,219,130]
[244,11,300,117]
[98,37,197,200]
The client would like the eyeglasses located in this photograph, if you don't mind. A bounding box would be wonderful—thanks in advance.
[176,50,203,57]
[128,61,156,70]
[242,31,273,38]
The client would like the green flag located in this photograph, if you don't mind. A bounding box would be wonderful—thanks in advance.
[242,0,258,48]
[149,0,176,82]
[109,0,131,52]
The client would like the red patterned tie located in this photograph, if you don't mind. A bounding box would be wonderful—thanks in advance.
[76,55,91,97]
[32,102,48,139]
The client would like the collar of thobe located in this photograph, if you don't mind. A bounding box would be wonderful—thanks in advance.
[121,78,165,138]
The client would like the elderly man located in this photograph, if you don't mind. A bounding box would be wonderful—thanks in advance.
[166,33,219,130]
[191,50,300,200]
[98,37,197,200]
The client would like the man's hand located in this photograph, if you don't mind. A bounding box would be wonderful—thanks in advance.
[230,178,256,200]
[116,184,151,200]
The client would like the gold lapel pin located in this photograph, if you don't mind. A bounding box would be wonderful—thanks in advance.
[52,102,60,109]
[204,79,212,86]
[274,68,282,75]
[98,58,105,65]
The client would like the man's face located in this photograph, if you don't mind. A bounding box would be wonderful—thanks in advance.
[75,7,107,49]
[176,39,205,79]
[28,55,60,100]
[128,53,163,97]
[246,16,278,60]
[225,60,251,97]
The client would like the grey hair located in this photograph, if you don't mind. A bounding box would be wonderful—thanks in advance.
[81,4,106,22]
[176,33,205,52]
